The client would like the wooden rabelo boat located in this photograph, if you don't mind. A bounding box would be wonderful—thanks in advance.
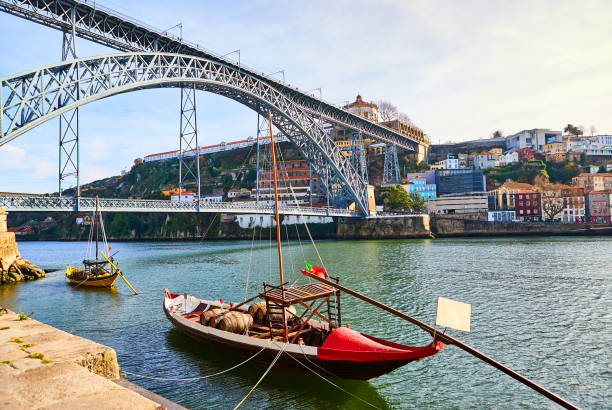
[66,197,119,288]
[163,111,444,380]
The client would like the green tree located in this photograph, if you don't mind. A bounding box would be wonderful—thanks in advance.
[564,124,583,136]
[383,185,410,210]
[406,191,427,214]
[492,130,504,139]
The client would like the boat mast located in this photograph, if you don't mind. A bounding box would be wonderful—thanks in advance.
[95,196,99,259]
[267,109,288,342]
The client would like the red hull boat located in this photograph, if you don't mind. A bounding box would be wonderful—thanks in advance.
[164,289,443,380]
[163,109,443,381]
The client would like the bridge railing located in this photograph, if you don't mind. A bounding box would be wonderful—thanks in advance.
[0,196,359,217]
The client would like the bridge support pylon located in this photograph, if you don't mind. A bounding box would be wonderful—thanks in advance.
[382,144,401,185]
[58,7,79,201]
[178,84,201,209]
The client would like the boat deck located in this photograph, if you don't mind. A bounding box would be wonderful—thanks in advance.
[259,282,336,305]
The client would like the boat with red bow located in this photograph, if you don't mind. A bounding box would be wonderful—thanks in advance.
[163,110,443,380]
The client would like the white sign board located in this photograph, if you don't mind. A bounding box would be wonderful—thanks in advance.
[435,296,471,332]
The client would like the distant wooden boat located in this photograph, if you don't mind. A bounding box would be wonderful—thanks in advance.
[66,197,119,288]
[163,110,443,380]
[66,263,118,287]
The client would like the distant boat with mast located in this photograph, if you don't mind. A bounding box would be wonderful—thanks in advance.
[66,197,137,294]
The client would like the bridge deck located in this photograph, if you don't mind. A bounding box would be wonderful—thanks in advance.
[0,196,358,217]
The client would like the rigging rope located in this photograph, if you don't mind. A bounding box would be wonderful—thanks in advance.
[121,346,266,382]
[288,185,326,269]
[244,224,257,301]
[233,342,289,409]
[286,348,381,409]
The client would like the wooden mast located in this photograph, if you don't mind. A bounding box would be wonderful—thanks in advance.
[95,196,99,259]
[267,109,288,342]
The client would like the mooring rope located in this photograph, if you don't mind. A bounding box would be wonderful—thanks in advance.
[233,342,289,409]
[121,346,266,382]
[285,349,381,409]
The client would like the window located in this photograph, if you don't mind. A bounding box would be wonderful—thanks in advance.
[526,201,530,206]
[520,210,524,215]
[527,209,531,214]
[519,201,524,206]
[519,194,523,199]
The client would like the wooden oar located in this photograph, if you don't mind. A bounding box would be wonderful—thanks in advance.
[305,273,579,410]
[100,251,138,295]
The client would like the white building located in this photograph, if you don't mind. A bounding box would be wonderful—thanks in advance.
[506,129,562,153]
[235,214,333,229]
[474,154,498,169]
[201,193,223,203]
[343,95,378,122]
[171,191,197,202]
[497,152,519,166]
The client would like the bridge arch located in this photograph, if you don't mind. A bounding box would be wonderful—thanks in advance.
[0,53,368,213]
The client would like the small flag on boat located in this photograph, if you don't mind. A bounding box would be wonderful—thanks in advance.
[302,262,326,278]
[108,247,112,251]
[435,296,471,332]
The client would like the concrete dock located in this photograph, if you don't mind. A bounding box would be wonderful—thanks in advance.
[0,309,181,409]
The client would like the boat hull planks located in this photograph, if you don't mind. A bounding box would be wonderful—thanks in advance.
[66,266,119,287]
[163,290,439,380]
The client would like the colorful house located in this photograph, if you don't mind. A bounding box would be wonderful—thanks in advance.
[586,192,611,224]
[513,190,542,221]
[403,175,437,199]
[487,182,535,211]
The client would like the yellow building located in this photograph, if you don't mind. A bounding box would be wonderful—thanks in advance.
[380,119,430,163]
[161,187,181,197]
[487,182,535,210]
[488,147,503,156]
[429,162,446,170]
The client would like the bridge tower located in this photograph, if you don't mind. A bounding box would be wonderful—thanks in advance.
[382,144,401,184]
[349,131,368,184]
[178,85,201,206]
[58,7,79,199]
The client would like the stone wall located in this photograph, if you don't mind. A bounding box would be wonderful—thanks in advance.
[0,207,20,270]
[431,216,612,237]
[0,207,45,284]
[336,215,432,239]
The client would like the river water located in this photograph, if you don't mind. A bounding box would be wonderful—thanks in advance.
[1,237,610,409]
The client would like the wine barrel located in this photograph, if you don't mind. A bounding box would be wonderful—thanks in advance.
[248,301,267,324]
[215,311,253,334]
[248,302,296,323]
[200,308,226,326]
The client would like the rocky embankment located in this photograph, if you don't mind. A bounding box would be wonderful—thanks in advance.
[0,207,45,284]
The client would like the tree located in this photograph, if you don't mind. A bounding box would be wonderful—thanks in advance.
[383,185,410,210]
[133,158,143,166]
[398,112,411,123]
[377,100,398,122]
[406,191,426,214]
[492,130,504,139]
[542,197,564,221]
[564,124,583,136]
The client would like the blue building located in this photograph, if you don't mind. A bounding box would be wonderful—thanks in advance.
[405,175,437,199]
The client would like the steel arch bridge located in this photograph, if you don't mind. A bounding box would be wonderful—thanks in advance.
[0,52,375,212]
[0,0,421,217]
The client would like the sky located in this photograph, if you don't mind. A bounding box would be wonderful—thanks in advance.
[1,0,611,193]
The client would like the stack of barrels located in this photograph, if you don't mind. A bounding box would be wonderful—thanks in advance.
[248,301,296,324]
[200,308,253,334]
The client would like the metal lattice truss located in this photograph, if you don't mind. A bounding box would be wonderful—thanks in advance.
[383,144,401,184]
[0,53,370,213]
[0,0,420,152]
[58,5,79,197]
[0,195,357,217]
[178,85,200,199]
